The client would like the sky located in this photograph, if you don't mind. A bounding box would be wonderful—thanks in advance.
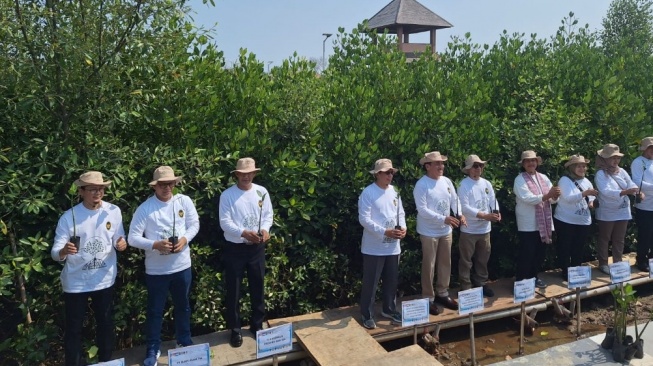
[188,0,613,67]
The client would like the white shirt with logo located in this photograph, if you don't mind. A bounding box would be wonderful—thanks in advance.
[358,183,405,256]
[219,183,273,244]
[414,175,461,238]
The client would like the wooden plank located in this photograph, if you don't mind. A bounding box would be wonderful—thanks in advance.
[294,316,387,366]
[350,344,443,366]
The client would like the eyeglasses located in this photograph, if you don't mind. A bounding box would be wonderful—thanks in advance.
[472,163,485,169]
[83,187,105,194]
[156,182,176,188]
[380,170,395,175]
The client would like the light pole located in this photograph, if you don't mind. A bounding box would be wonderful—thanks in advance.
[322,33,332,71]
[267,61,273,73]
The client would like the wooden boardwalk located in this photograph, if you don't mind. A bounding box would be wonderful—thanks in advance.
[112,253,652,365]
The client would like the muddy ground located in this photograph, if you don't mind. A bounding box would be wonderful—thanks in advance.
[422,282,653,366]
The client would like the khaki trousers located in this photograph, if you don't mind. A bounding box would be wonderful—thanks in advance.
[458,232,491,290]
[596,220,629,266]
[420,233,452,299]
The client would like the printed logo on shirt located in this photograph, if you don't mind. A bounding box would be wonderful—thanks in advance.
[243,214,257,231]
[106,221,112,231]
[178,210,184,218]
[475,199,487,212]
[619,197,629,209]
[382,219,396,244]
[82,237,108,270]
[574,201,590,216]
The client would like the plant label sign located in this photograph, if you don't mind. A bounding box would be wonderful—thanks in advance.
[609,261,631,284]
[513,278,536,303]
[401,298,429,327]
[89,359,124,366]
[256,323,293,359]
[458,287,484,315]
[649,258,653,278]
[567,266,591,289]
[168,343,210,366]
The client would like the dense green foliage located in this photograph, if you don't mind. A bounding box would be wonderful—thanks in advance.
[1,0,653,363]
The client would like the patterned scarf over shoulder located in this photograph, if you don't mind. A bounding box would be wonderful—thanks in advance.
[521,172,553,244]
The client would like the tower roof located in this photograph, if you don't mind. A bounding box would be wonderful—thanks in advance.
[367,0,453,34]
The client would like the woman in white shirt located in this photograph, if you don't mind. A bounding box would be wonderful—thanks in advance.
[554,155,597,280]
[594,144,641,274]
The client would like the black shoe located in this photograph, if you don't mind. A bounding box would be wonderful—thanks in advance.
[230,329,243,348]
[637,262,650,272]
[482,285,494,298]
[429,301,442,315]
[434,296,458,310]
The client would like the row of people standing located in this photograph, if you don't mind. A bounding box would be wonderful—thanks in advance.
[359,138,653,328]
[51,159,273,366]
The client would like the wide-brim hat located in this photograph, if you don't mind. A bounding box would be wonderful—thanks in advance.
[564,154,590,168]
[462,154,487,174]
[148,166,182,186]
[518,150,542,165]
[640,137,653,151]
[419,151,448,165]
[369,158,398,174]
[74,171,112,187]
[597,143,624,158]
[231,157,261,173]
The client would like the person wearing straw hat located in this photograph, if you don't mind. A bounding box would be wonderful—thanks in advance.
[358,158,406,329]
[414,151,465,314]
[514,150,560,289]
[594,144,640,275]
[631,137,653,271]
[457,155,501,298]
[52,171,127,366]
[129,166,200,366]
[219,158,273,347]
[554,154,598,280]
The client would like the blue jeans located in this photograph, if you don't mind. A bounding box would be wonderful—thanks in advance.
[145,267,192,352]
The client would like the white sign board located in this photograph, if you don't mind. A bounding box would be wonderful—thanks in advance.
[513,278,536,303]
[458,287,484,315]
[401,298,430,327]
[168,343,210,366]
[256,323,293,359]
[89,359,125,366]
[567,266,591,289]
[649,258,653,278]
[609,261,631,284]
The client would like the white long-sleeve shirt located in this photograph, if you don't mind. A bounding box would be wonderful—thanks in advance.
[554,176,594,226]
[413,175,461,238]
[632,156,653,211]
[219,183,273,244]
[128,194,199,275]
[513,172,557,232]
[358,183,405,256]
[52,201,125,293]
[595,169,637,221]
[458,176,498,234]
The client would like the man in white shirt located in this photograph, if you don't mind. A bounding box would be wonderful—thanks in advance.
[129,166,200,366]
[52,171,127,366]
[219,158,273,347]
[358,159,406,329]
[414,151,466,314]
[457,155,501,298]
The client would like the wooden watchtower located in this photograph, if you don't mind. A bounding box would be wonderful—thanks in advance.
[367,0,453,60]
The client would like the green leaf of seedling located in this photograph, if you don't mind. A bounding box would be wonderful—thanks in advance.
[87,345,98,359]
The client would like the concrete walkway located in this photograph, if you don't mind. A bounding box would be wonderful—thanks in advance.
[490,323,653,365]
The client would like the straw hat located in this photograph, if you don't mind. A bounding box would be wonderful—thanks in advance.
[148,166,182,186]
[74,171,112,187]
[231,157,261,173]
[518,150,542,165]
[419,151,448,165]
[597,144,624,158]
[461,155,487,174]
[564,154,590,168]
[640,137,653,151]
[369,158,398,174]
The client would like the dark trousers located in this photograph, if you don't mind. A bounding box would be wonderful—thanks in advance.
[636,208,653,264]
[64,285,115,366]
[554,218,590,275]
[359,254,399,319]
[223,243,266,331]
[145,267,193,352]
[515,231,547,281]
